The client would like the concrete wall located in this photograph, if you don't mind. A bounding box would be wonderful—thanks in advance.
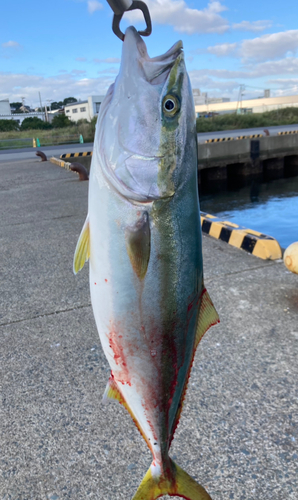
[0,112,45,125]
[197,134,298,169]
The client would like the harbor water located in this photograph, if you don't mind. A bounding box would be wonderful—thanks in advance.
[200,176,298,249]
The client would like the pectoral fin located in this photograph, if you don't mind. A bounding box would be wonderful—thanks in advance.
[195,287,219,348]
[73,215,90,274]
[125,212,150,280]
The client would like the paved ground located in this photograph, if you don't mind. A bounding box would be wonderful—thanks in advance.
[0,158,297,500]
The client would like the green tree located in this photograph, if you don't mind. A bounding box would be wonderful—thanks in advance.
[10,102,22,113]
[51,114,73,128]
[51,101,63,110]
[63,97,77,106]
[0,119,19,131]
[21,117,52,130]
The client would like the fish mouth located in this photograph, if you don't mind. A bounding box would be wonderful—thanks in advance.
[123,26,183,85]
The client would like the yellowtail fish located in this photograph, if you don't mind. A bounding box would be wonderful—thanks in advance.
[74,26,219,500]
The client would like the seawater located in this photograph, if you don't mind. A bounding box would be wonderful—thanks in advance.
[200,176,298,249]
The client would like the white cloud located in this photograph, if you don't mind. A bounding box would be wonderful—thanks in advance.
[207,42,237,57]
[246,57,298,77]
[0,72,113,107]
[241,30,298,61]
[93,57,121,63]
[2,41,21,48]
[125,0,229,34]
[87,0,103,14]
[268,78,298,87]
[71,69,87,75]
[75,57,87,62]
[232,20,272,32]
[203,30,298,63]
[188,72,240,92]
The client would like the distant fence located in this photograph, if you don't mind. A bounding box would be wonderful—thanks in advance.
[0,138,33,150]
[35,135,82,147]
[0,134,83,150]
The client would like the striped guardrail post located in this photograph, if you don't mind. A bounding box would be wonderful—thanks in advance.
[200,212,282,260]
[60,151,93,159]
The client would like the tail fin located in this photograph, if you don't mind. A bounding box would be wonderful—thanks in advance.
[132,458,212,500]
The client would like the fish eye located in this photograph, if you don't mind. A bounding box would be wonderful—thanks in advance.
[162,94,180,117]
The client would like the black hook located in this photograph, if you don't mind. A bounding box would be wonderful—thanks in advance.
[112,0,152,41]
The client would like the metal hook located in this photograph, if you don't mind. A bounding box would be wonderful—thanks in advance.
[107,0,152,41]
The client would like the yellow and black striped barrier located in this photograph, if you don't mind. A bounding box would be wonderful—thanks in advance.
[60,151,93,159]
[205,134,263,143]
[205,137,235,143]
[278,130,298,135]
[200,212,282,260]
[236,133,263,140]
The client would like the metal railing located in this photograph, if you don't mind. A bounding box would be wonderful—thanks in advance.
[0,138,33,150]
[0,135,82,150]
[36,135,81,146]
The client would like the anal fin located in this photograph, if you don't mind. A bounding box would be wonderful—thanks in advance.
[102,373,126,405]
[102,373,152,452]
[73,215,90,274]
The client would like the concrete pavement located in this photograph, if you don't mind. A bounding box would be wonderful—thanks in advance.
[0,158,297,499]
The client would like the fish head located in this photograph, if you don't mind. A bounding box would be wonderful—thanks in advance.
[98,26,196,203]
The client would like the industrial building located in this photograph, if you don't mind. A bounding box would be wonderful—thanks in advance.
[0,99,12,115]
[64,95,105,122]
[195,94,298,116]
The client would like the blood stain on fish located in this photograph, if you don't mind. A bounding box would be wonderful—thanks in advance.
[108,327,132,386]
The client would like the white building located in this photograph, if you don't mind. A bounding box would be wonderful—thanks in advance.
[195,94,298,115]
[47,109,63,123]
[64,95,106,123]
[0,99,11,116]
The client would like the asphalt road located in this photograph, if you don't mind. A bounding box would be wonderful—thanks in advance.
[0,158,297,499]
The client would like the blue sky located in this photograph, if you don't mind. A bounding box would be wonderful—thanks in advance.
[1,0,298,107]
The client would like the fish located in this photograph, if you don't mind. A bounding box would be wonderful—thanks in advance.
[73,26,219,500]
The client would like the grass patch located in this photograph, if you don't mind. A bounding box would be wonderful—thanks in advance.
[196,107,298,133]
[0,119,97,149]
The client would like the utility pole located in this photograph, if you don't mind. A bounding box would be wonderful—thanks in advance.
[236,84,245,114]
[21,96,26,113]
[39,92,45,121]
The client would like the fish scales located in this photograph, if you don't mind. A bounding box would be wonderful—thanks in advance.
[74,26,219,500]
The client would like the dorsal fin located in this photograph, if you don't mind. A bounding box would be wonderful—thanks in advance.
[73,215,90,274]
[125,212,150,280]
